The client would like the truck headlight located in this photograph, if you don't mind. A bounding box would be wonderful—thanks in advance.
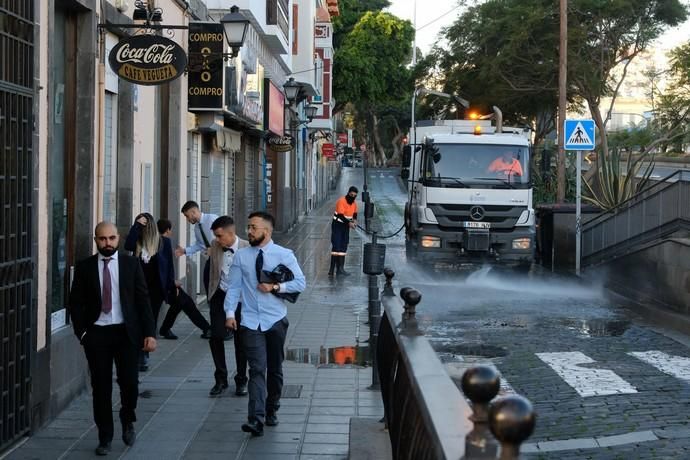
[512,238,531,250]
[421,236,441,248]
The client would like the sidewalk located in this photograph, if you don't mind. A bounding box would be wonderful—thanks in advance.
[4,170,383,460]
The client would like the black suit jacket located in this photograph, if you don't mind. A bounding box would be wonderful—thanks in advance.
[69,252,155,346]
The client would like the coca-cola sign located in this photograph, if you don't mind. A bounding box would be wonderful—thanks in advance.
[108,34,187,86]
[268,135,294,153]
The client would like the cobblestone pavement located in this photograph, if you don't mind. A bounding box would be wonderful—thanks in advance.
[4,168,382,460]
[366,167,690,459]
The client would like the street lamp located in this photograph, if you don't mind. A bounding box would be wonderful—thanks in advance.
[283,77,301,104]
[220,5,250,58]
[304,104,318,122]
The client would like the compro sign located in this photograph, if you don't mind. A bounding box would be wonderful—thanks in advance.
[564,119,595,151]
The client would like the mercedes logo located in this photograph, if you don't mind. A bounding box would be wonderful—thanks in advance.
[469,206,485,221]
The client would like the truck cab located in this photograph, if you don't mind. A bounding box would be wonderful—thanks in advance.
[403,119,535,267]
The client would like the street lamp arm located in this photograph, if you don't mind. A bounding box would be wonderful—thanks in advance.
[415,87,469,108]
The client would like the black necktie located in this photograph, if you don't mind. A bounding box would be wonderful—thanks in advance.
[198,222,211,248]
[223,247,234,253]
[255,249,263,282]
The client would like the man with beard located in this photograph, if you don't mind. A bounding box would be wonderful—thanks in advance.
[223,211,306,436]
[328,186,358,276]
[69,222,156,455]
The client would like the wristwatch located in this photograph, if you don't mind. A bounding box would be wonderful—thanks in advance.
[272,283,280,292]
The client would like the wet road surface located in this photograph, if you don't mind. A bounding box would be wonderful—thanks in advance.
[359,166,690,459]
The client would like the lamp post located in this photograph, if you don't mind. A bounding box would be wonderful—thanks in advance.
[220,6,250,58]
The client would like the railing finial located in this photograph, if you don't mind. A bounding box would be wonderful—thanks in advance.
[489,395,536,459]
[462,366,501,457]
[399,287,422,335]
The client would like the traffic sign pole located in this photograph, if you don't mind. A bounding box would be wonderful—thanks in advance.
[564,119,594,277]
[575,150,582,276]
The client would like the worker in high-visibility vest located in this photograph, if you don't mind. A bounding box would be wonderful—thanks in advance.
[328,186,358,277]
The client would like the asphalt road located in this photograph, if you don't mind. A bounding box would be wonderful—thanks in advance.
[354,165,690,459]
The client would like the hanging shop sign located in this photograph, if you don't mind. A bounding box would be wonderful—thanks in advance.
[321,143,335,159]
[108,34,187,86]
[188,22,225,110]
[268,135,294,153]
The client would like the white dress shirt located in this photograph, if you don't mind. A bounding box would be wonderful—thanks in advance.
[95,251,124,325]
[219,237,240,293]
[185,212,219,256]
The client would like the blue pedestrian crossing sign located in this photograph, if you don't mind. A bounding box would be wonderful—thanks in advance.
[564,119,595,151]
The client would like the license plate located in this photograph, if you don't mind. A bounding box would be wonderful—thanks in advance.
[464,221,490,229]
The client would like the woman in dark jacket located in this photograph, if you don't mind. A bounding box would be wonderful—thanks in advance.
[125,212,175,371]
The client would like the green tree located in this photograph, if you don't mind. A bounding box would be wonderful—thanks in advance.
[332,0,391,49]
[333,11,415,166]
[654,41,690,153]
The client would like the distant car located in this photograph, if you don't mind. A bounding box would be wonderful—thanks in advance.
[354,158,363,167]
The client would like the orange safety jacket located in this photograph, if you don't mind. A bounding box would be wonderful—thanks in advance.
[333,196,358,224]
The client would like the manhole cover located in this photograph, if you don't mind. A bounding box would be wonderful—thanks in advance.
[282,384,302,399]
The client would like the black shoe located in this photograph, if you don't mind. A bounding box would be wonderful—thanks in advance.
[160,329,178,340]
[200,329,212,339]
[337,270,351,277]
[209,382,228,397]
[235,383,248,396]
[122,423,136,446]
[265,413,279,426]
[95,442,111,456]
[241,420,264,437]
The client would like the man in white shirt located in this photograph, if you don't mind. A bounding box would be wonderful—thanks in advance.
[207,216,250,397]
[175,200,219,295]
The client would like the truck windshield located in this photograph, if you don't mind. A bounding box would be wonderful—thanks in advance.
[423,143,530,187]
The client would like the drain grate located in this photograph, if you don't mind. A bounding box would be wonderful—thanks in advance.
[282,384,303,399]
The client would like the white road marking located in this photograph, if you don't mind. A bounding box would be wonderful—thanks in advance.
[629,350,690,383]
[536,351,637,397]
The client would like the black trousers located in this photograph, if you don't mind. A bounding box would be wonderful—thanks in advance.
[203,258,210,296]
[331,221,350,253]
[159,287,210,333]
[243,317,289,423]
[209,291,248,386]
[83,324,139,444]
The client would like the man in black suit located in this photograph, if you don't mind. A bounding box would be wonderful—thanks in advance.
[69,222,157,456]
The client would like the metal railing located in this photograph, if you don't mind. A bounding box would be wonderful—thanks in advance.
[582,170,690,266]
[377,270,536,459]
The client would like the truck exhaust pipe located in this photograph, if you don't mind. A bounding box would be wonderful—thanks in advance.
[493,106,503,133]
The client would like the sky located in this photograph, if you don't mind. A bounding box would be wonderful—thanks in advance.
[385,0,690,56]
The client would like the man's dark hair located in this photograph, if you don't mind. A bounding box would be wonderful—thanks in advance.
[348,186,359,194]
[211,215,235,231]
[157,218,172,235]
[248,211,275,229]
[181,200,200,214]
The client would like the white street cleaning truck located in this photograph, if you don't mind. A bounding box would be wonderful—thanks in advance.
[401,108,535,267]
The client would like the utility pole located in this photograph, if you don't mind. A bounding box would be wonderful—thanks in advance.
[410,0,417,148]
[557,0,567,203]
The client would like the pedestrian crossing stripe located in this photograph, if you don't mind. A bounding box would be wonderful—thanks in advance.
[536,351,638,397]
[564,119,595,151]
[628,351,690,383]
[447,350,690,399]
